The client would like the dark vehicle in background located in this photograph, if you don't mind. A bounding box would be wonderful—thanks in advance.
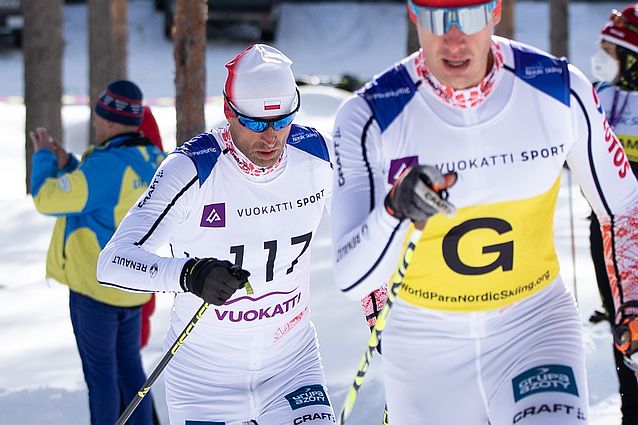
[0,0,22,47]
[158,0,279,42]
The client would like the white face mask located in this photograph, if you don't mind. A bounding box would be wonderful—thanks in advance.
[591,49,620,82]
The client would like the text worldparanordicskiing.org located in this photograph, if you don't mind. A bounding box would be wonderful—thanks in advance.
[400,270,551,304]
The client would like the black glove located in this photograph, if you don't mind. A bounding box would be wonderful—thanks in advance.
[180,258,250,306]
[613,302,638,370]
[385,165,457,223]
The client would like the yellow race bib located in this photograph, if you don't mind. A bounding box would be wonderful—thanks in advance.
[399,178,561,311]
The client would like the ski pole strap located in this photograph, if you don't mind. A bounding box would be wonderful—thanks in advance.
[337,229,422,425]
[115,301,210,425]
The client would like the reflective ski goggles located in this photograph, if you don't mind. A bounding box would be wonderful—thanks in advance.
[409,0,497,36]
[224,89,300,133]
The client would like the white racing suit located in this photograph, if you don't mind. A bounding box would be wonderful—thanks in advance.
[331,36,638,424]
[98,125,336,425]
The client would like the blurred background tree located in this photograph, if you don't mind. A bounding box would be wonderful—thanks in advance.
[174,0,207,145]
[22,0,63,193]
[551,0,569,57]
[88,0,128,143]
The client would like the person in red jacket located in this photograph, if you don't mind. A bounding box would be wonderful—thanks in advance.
[139,105,164,151]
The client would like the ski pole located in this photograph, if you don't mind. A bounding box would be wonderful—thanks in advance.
[115,301,210,425]
[337,229,422,425]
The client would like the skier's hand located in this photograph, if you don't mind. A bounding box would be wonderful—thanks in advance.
[384,165,457,226]
[614,307,638,371]
[180,258,250,306]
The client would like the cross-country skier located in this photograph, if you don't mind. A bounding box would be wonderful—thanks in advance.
[588,5,638,424]
[330,0,638,423]
[97,44,336,425]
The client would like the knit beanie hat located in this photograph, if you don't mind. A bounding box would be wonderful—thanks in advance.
[224,44,298,118]
[601,6,638,54]
[599,6,638,91]
[95,80,144,126]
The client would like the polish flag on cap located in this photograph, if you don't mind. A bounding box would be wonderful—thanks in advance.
[224,44,299,118]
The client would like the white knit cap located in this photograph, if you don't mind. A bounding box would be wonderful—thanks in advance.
[224,44,299,118]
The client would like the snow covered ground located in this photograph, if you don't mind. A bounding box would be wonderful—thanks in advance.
[0,1,630,424]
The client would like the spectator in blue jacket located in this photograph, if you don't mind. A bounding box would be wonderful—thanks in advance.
[30,80,165,425]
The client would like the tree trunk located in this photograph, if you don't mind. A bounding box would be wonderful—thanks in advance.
[407,14,419,56]
[550,0,569,58]
[88,0,128,144]
[174,0,207,145]
[495,0,515,39]
[111,0,128,78]
[22,0,64,194]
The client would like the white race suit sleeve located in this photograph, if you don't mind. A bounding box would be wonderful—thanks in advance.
[330,94,411,301]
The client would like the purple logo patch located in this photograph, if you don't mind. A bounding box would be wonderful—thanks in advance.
[200,203,226,228]
[388,156,418,184]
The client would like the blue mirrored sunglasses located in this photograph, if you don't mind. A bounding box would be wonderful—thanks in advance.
[224,89,300,133]
[410,0,497,36]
